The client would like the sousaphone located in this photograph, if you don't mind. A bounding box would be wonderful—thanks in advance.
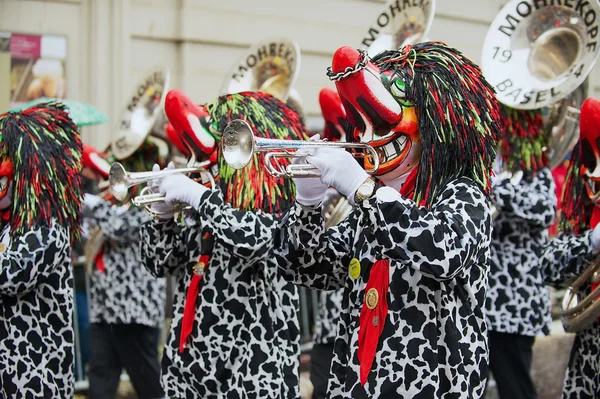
[219,37,305,120]
[482,0,600,168]
[110,68,171,162]
[361,0,436,57]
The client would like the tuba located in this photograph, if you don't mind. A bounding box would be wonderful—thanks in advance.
[219,37,305,120]
[481,0,600,169]
[361,0,436,57]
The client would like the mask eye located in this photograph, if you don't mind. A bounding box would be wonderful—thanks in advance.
[390,81,413,107]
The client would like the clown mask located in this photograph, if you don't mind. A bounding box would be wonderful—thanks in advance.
[0,152,13,210]
[580,97,600,202]
[327,46,422,187]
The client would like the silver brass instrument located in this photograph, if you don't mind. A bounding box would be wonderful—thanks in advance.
[108,161,214,215]
[482,0,600,168]
[219,37,305,120]
[560,259,600,333]
[110,68,172,161]
[483,0,600,332]
[222,119,379,178]
[361,0,436,57]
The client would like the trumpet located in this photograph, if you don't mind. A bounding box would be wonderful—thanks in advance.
[108,161,214,216]
[221,119,379,178]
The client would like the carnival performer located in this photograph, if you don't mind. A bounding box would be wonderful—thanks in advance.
[140,90,302,398]
[276,42,502,398]
[84,140,166,399]
[0,102,83,398]
[310,87,350,399]
[541,97,600,399]
[485,106,557,399]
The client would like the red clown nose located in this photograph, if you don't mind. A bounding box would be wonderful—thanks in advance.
[329,46,402,142]
[318,88,347,142]
[164,89,215,158]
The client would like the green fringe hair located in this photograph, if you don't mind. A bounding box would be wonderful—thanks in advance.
[206,92,308,215]
[371,41,502,206]
[0,102,83,241]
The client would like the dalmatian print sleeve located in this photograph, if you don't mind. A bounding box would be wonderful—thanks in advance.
[89,200,150,243]
[277,201,355,291]
[140,219,189,277]
[543,230,597,286]
[0,222,69,296]
[369,179,491,280]
[492,167,556,228]
[194,189,279,262]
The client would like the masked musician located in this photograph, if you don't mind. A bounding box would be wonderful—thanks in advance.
[84,139,166,399]
[484,106,557,399]
[540,98,600,398]
[140,90,301,398]
[0,103,83,398]
[275,42,502,398]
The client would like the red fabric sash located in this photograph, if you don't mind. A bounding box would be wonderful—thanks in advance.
[357,259,390,385]
[95,247,106,273]
[179,254,210,353]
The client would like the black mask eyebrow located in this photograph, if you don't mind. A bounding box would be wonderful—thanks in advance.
[356,97,395,138]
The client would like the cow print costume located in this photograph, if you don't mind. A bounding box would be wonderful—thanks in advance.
[486,167,557,336]
[0,222,74,398]
[140,188,300,399]
[277,179,492,398]
[87,200,166,327]
[314,289,344,346]
[540,231,599,398]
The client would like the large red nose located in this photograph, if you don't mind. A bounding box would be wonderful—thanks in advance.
[580,98,600,144]
[331,47,364,76]
[318,88,346,141]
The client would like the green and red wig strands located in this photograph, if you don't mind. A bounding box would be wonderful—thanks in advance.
[560,98,600,234]
[329,42,502,207]
[498,105,547,176]
[0,102,83,241]
[206,91,308,215]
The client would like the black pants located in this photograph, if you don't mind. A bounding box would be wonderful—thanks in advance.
[88,323,165,399]
[488,330,537,399]
[311,343,335,399]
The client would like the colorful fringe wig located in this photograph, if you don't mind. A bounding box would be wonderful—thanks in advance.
[559,143,593,234]
[498,104,547,176]
[371,42,502,206]
[206,92,308,215]
[0,102,83,241]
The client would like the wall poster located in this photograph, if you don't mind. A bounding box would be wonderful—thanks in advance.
[0,32,67,112]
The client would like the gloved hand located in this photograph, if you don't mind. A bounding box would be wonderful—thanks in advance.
[591,223,600,253]
[148,163,177,219]
[293,134,329,206]
[307,147,369,200]
[159,173,209,210]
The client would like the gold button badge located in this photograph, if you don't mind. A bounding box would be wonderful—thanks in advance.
[365,288,379,310]
[0,243,7,253]
[193,262,205,276]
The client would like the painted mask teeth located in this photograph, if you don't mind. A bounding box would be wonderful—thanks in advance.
[381,136,407,162]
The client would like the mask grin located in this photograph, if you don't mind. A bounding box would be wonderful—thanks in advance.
[0,158,14,210]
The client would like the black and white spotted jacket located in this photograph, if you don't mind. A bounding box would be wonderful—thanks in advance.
[486,168,557,336]
[277,178,492,398]
[140,189,300,399]
[540,231,599,398]
[87,200,165,327]
[313,289,344,346]
[0,221,74,398]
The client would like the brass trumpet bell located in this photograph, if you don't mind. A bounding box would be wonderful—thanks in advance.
[108,161,214,216]
[560,258,600,333]
[221,119,379,178]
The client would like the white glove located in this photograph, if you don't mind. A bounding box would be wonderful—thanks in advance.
[293,134,329,206]
[591,224,600,253]
[307,147,369,200]
[158,174,208,209]
[148,163,177,219]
